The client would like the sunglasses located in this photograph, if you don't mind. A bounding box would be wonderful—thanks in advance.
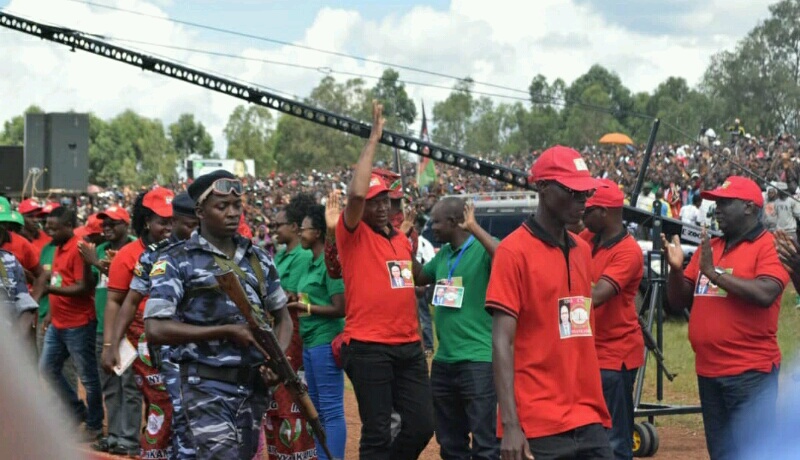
[198,178,244,204]
[551,181,596,199]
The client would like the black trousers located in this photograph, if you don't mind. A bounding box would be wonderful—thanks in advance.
[342,340,434,459]
[527,423,613,460]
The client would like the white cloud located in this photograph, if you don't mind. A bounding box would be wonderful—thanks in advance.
[0,0,770,160]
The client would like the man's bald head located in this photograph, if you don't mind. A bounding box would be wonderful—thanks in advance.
[431,197,466,222]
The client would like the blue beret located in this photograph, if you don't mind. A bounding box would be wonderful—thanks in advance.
[188,169,237,202]
[172,192,195,217]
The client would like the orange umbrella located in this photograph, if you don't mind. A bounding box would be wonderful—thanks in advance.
[599,133,634,145]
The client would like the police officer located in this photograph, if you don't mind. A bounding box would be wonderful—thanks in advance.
[1,248,38,334]
[144,170,291,460]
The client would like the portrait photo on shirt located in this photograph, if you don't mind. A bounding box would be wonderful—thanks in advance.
[386,260,414,289]
[557,296,593,339]
[695,269,731,297]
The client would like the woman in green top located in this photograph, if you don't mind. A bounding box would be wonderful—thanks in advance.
[286,204,346,460]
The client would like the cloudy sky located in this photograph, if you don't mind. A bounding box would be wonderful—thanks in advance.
[1,0,771,156]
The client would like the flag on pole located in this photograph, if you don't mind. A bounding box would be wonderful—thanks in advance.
[417,101,436,188]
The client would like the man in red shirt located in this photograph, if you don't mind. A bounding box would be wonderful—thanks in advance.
[664,176,788,460]
[38,206,103,441]
[336,101,434,459]
[18,198,53,252]
[486,145,612,460]
[581,179,644,460]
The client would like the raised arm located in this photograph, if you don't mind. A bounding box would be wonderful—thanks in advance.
[343,101,385,230]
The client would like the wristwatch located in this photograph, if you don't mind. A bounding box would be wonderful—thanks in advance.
[713,267,726,283]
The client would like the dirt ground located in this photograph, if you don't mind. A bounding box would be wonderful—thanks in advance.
[86,384,709,459]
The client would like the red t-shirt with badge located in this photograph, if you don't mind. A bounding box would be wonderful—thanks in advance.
[683,228,788,378]
[486,221,610,439]
[336,217,419,345]
[2,231,39,273]
[581,229,645,371]
[107,239,147,315]
[50,235,95,329]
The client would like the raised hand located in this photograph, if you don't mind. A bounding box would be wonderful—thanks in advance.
[370,100,385,142]
[660,233,685,270]
[775,230,800,274]
[459,201,477,233]
[325,189,342,233]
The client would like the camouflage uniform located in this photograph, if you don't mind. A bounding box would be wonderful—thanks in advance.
[0,248,38,320]
[133,236,194,460]
[144,232,287,460]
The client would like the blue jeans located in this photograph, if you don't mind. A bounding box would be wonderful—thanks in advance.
[417,291,434,351]
[39,321,103,431]
[431,360,499,460]
[601,367,638,460]
[697,366,779,460]
[303,344,346,460]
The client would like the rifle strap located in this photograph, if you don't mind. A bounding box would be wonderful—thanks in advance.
[212,253,268,320]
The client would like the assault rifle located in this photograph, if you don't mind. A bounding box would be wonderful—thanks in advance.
[215,271,334,460]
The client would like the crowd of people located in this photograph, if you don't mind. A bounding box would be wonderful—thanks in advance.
[0,107,798,460]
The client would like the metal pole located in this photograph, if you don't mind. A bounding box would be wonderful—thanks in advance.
[630,119,661,207]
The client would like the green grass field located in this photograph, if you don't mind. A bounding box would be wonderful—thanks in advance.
[638,289,800,430]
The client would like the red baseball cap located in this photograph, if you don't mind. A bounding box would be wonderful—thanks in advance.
[18,199,42,215]
[372,168,404,199]
[39,202,61,216]
[586,179,625,208]
[701,176,764,207]
[97,205,131,224]
[530,145,603,192]
[365,174,391,200]
[143,187,174,218]
[75,214,104,238]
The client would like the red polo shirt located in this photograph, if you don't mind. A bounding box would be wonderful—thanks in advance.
[107,239,147,314]
[31,229,52,254]
[683,225,789,378]
[2,231,39,273]
[581,229,645,371]
[50,235,95,329]
[336,216,419,345]
[486,217,610,439]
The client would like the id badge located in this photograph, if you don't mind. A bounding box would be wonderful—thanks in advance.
[297,293,311,317]
[695,268,731,297]
[432,277,464,309]
[557,296,592,339]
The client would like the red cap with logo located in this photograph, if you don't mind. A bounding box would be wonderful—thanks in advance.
[372,168,403,199]
[586,179,625,208]
[97,206,131,224]
[39,202,61,216]
[18,199,43,215]
[529,145,603,192]
[701,176,764,208]
[143,187,175,218]
[365,174,391,200]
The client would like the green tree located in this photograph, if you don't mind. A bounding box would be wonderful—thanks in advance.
[168,113,214,160]
[224,105,275,175]
[562,83,625,146]
[272,76,375,171]
[90,110,177,186]
[370,68,417,131]
[0,105,45,145]
[702,0,800,135]
[432,78,475,151]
